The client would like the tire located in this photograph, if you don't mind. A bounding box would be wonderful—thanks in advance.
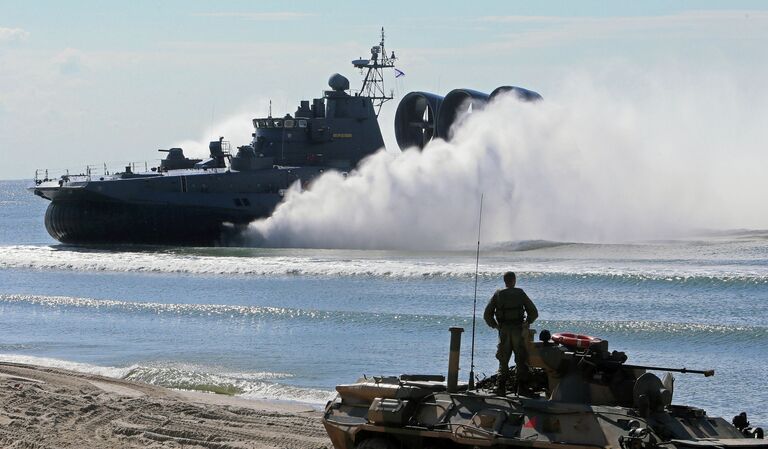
[354,437,398,449]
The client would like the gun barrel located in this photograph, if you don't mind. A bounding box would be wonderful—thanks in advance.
[623,364,715,377]
[570,352,715,377]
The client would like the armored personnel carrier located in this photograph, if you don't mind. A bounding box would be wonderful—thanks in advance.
[323,328,765,449]
[30,29,542,246]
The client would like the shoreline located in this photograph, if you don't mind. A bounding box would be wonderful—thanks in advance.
[0,352,335,408]
[0,362,332,448]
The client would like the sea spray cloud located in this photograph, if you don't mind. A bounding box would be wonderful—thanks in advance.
[170,101,274,158]
[246,68,768,249]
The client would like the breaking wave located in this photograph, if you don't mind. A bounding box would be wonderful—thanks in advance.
[0,354,333,405]
[489,240,574,251]
[0,244,766,283]
[0,354,137,379]
[124,364,332,404]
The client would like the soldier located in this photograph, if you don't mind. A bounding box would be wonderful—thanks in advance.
[484,271,538,395]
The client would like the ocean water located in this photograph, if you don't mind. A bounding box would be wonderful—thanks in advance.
[0,180,766,425]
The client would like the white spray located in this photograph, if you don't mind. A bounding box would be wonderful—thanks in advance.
[170,100,276,158]
[243,67,768,250]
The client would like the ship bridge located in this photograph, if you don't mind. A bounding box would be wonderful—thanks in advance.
[249,73,383,169]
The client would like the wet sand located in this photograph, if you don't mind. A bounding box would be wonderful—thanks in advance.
[0,362,332,448]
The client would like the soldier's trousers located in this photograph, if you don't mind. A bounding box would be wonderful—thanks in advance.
[496,325,528,381]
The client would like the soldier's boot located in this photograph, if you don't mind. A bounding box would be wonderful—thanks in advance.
[493,380,506,396]
[516,366,534,397]
[517,383,534,397]
[494,373,507,396]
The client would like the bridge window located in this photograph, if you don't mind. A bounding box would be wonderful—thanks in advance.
[284,119,294,128]
[273,120,283,128]
[298,120,307,128]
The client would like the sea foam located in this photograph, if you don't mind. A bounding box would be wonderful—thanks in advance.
[0,244,766,282]
[0,353,334,405]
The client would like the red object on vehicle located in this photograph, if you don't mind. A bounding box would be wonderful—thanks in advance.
[551,332,603,350]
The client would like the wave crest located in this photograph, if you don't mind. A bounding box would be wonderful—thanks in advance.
[0,354,332,404]
[1,245,766,283]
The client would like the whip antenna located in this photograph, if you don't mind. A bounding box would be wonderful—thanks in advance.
[468,193,484,389]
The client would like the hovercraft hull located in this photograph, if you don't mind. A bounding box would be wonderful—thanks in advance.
[44,200,259,246]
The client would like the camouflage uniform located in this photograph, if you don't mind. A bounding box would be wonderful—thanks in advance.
[483,287,538,390]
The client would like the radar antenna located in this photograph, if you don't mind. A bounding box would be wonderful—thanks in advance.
[353,27,397,116]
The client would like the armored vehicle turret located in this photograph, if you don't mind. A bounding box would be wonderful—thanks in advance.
[323,328,765,449]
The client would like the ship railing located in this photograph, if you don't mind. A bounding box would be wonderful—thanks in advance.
[221,140,232,156]
[33,168,88,184]
[34,160,163,185]
[111,160,163,175]
[161,166,229,174]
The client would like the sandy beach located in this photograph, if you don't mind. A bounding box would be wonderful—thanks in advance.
[0,362,331,448]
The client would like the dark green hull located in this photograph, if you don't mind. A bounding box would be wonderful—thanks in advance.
[45,200,259,246]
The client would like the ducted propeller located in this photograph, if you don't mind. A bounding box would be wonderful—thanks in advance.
[435,89,490,141]
[394,85,542,150]
[490,86,543,102]
[394,91,444,150]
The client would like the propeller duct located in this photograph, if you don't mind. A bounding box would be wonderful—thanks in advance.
[394,86,542,150]
[490,86,543,102]
[394,91,444,150]
[435,89,490,141]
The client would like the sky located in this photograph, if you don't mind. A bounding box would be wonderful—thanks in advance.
[1,0,768,180]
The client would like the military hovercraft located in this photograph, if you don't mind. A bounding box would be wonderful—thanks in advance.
[30,29,541,246]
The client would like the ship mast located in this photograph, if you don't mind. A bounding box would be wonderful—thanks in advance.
[354,27,397,116]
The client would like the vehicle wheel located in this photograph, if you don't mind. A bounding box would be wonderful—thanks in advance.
[354,437,397,449]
